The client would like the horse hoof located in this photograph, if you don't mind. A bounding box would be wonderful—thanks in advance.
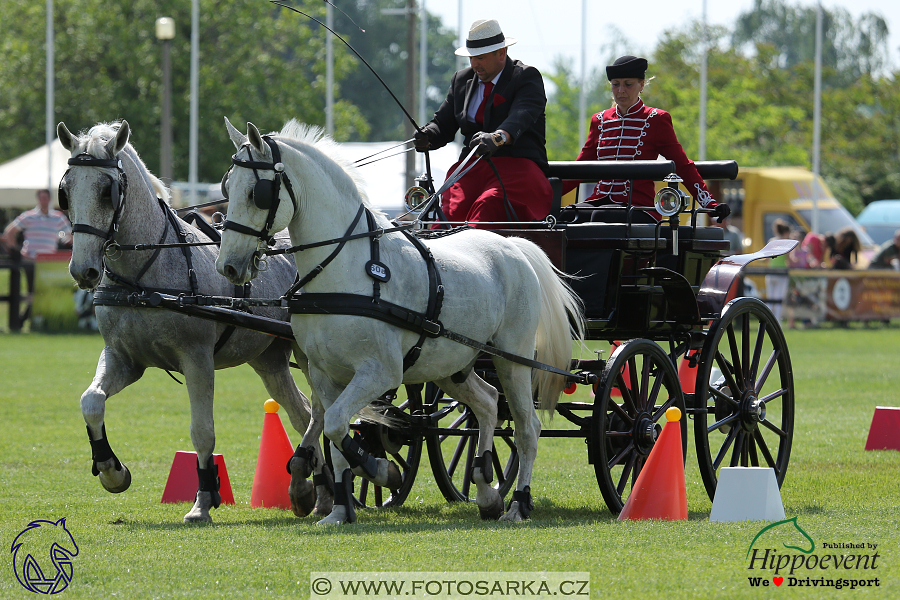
[385,460,402,490]
[478,493,504,521]
[499,501,526,522]
[289,477,316,518]
[316,505,355,525]
[99,464,132,494]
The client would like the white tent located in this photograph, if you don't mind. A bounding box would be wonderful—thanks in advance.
[0,138,70,208]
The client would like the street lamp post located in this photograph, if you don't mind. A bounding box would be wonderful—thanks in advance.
[155,17,175,184]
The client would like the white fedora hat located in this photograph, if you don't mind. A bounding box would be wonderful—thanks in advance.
[455,19,517,57]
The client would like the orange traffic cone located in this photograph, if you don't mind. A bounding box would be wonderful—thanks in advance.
[250,399,295,509]
[618,407,687,521]
[864,406,900,451]
[161,451,235,504]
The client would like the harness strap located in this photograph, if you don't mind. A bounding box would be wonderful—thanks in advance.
[287,293,442,337]
[287,204,367,294]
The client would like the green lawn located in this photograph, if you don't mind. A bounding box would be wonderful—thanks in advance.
[0,328,898,598]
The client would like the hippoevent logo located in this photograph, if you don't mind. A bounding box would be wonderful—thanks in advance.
[10,518,79,594]
[746,517,880,590]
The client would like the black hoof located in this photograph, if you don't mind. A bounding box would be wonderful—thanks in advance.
[478,494,504,520]
[385,460,403,490]
[101,465,132,494]
[289,477,316,518]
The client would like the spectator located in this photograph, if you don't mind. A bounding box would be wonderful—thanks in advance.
[801,232,827,268]
[785,229,809,268]
[868,229,900,270]
[765,219,791,321]
[825,227,860,270]
[1,189,71,258]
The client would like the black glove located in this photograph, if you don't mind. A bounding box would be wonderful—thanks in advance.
[468,131,505,157]
[413,130,431,152]
[713,203,731,223]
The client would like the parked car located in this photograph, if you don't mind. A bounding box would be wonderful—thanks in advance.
[857,199,900,246]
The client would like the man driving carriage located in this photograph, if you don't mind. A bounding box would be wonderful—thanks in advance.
[413,19,552,226]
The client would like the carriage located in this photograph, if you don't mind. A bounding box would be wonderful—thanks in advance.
[336,157,796,515]
[61,119,795,522]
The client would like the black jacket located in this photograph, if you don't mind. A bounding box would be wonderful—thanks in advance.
[421,57,548,171]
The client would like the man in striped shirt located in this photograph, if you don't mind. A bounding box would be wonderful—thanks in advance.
[2,189,71,258]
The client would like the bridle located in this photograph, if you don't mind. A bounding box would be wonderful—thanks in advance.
[58,154,128,243]
[221,136,298,246]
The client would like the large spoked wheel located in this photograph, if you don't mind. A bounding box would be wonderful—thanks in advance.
[591,339,686,514]
[334,387,424,509]
[424,383,519,502]
[693,297,794,500]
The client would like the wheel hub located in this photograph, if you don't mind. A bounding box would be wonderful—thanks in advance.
[740,392,766,431]
[633,414,661,455]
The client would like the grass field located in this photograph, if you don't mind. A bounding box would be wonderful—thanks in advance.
[1,328,898,599]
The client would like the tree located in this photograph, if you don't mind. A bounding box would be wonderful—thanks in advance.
[0,0,365,182]
[331,0,459,141]
[733,0,891,84]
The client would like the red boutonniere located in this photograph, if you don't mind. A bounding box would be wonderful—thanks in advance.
[492,93,506,106]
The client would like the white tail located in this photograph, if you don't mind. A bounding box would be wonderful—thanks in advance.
[507,238,585,413]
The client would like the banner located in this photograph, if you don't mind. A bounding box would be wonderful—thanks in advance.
[786,270,900,323]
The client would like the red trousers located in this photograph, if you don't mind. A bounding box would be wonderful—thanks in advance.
[440,157,551,228]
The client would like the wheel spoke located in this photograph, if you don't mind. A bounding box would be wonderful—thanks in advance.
[761,418,788,438]
[491,444,505,484]
[707,384,739,409]
[715,351,742,397]
[615,452,636,495]
[706,413,740,434]
[616,372,638,415]
[646,362,665,411]
[446,433,468,478]
[610,398,634,424]
[628,357,641,409]
[375,485,384,507]
[726,323,744,389]
[651,393,676,422]
[731,430,746,467]
[608,440,635,469]
[755,348,781,394]
[639,358,652,410]
[742,312,751,385]
[390,451,410,472]
[462,434,477,498]
[754,429,777,469]
[632,455,644,491]
[358,478,369,504]
[759,387,787,405]
[750,320,767,383]
[713,426,738,470]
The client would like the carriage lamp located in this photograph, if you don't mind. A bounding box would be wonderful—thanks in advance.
[404,186,430,212]
[653,180,687,218]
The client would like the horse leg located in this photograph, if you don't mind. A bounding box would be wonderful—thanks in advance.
[435,374,504,520]
[321,367,405,492]
[248,344,330,517]
[81,347,144,493]
[494,361,541,522]
[181,355,219,524]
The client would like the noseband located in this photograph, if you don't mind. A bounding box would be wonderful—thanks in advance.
[59,154,128,243]
[221,136,298,245]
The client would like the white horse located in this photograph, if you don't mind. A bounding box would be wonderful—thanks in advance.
[216,118,584,524]
[58,120,333,523]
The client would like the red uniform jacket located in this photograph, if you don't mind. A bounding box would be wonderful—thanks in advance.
[571,99,717,211]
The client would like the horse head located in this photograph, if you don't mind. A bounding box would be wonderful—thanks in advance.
[217,118,298,285]
[58,120,131,289]
[11,518,79,594]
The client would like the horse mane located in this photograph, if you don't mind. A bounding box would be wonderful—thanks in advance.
[273,120,379,214]
[80,122,171,205]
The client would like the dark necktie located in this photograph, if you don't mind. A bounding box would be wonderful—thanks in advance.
[475,81,494,126]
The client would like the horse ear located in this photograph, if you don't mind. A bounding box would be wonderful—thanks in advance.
[106,121,130,157]
[224,117,246,149]
[58,122,75,152]
[247,122,265,153]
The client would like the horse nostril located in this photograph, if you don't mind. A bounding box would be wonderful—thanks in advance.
[223,264,237,280]
[85,268,100,282]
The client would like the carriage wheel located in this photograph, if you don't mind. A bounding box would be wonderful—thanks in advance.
[332,387,423,509]
[590,339,686,514]
[424,383,519,503]
[693,297,794,501]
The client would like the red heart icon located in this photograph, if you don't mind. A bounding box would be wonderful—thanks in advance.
[773,577,784,586]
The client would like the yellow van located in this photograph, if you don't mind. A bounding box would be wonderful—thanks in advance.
[708,166,874,254]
